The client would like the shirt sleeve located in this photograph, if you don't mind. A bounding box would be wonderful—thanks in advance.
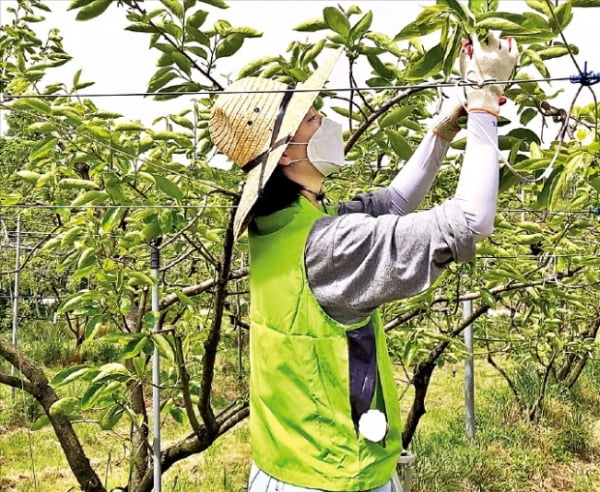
[336,131,449,218]
[305,199,475,325]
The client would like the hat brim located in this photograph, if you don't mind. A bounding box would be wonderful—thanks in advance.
[233,48,342,239]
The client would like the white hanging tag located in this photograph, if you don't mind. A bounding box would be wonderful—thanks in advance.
[358,409,388,442]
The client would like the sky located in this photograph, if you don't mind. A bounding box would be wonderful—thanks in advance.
[1,0,599,133]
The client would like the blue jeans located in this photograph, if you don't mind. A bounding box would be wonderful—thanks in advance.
[248,463,399,492]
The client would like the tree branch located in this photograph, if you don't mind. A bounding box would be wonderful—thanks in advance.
[159,267,248,310]
[345,85,435,153]
[0,368,35,393]
[198,194,239,434]
[130,1,223,90]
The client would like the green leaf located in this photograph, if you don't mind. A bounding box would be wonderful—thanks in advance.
[516,233,545,245]
[122,335,149,359]
[197,0,228,8]
[170,114,194,129]
[170,407,187,425]
[49,397,80,417]
[172,51,192,76]
[154,175,184,200]
[552,1,573,30]
[303,40,326,65]
[29,136,57,162]
[77,247,96,269]
[520,108,537,125]
[237,56,279,77]
[479,288,497,308]
[68,0,96,10]
[442,0,471,23]
[468,0,498,15]
[52,365,91,386]
[323,6,350,37]
[187,9,208,28]
[349,10,372,40]
[93,363,131,384]
[475,17,526,33]
[537,45,570,60]
[226,26,262,38]
[99,406,124,430]
[406,44,444,79]
[215,33,244,59]
[403,339,417,366]
[387,130,412,160]
[160,0,184,19]
[331,106,363,122]
[367,55,395,80]
[394,8,446,41]
[148,67,179,93]
[115,122,146,132]
[16,170,42,185]
[294,18,328,32]
[85,315,104,341]
[127,271,155,286]
[101,207,124,233]
[75,0,112,20]
[27,121,57,134]
[525,0,552,16]
[71,190,109,206]
[80,383,105,410]
[59,178,98,190]
[11,97,52,115]
[153,334,176,362]
[125,23,158,34]
[380,106,417,128]
[31,415,50,431]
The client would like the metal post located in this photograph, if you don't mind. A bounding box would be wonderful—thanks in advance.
[150,238,162,492]
[463,299,475,441]
[395,451,416,492]
[11,216,21,401]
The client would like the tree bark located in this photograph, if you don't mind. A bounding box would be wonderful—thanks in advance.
[402,361,435,448]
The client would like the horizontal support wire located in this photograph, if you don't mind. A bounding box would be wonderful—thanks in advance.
[0,205,598,213]
[0,76,576,100]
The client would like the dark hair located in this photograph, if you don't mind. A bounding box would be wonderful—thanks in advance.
[251,166,302,217]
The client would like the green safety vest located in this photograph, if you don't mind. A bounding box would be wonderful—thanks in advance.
[248,196,402,491]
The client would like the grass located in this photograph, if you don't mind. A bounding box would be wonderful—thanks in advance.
[1,349,600,491]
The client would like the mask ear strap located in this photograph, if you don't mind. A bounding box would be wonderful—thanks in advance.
[242,87,294,195]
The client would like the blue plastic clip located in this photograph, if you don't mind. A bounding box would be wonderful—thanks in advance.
[570,61,600,86]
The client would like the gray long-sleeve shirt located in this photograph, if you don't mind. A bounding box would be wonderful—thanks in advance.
[304,112,501,325]
[305,190,475,325]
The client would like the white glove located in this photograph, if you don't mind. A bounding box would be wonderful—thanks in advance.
[430,102,466,142]
[460,32,519,116]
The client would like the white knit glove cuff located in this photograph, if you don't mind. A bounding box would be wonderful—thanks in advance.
[430,103,466,142]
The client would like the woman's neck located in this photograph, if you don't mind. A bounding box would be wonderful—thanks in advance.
[300,186,324,207]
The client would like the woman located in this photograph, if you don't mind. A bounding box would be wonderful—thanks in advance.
[209,33,518,492]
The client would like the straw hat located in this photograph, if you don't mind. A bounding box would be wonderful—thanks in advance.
[209,49,342,239]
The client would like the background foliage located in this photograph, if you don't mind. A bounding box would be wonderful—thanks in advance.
[1,0,599,491]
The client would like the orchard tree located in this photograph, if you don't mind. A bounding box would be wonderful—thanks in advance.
[1,0,599,490]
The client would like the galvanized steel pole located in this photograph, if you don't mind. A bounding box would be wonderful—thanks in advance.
[463,299,475,441]
[10,216,21,401]
[150,238,162,492]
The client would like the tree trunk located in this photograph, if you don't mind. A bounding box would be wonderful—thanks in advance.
[402,361,435,448]
[0,337,106,492]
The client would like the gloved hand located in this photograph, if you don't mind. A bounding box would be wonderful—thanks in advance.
[430,102,466,142]
[460,32,519,116]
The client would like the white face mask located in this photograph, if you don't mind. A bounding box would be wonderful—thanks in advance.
[288,117,346,177]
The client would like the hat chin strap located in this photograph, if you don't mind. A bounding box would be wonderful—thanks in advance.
[242,87,294,196]
[300,186,325,202]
